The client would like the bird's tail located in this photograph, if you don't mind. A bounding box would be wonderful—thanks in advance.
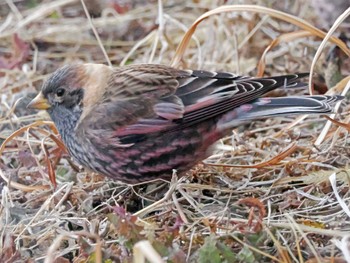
[217,95,343,131]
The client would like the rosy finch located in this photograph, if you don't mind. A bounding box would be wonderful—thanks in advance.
[28,64,341,183]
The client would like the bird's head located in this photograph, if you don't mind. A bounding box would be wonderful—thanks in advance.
[28,63,110,111]
[28,64,111,127]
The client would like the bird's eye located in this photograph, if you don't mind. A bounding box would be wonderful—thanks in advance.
[56,88,65,97]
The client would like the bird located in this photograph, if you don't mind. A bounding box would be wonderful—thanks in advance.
[27,63,341,183]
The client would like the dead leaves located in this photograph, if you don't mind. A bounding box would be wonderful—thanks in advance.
[206,141,298,169]
[0,33,30,71]
[0,234,20,263]
[0,121,66,191]
[106,205,186,262]
[238,197,266,233]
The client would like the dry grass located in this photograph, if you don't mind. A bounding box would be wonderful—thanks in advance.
[1,0,350,262]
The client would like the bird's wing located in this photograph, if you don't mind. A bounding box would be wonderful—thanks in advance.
[76,64,305,146]
[175,70,305,124]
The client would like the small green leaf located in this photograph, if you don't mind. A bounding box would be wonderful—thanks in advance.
[237,245,255,263]
[246,232,266,246]
[26,0,39,8]
[49,11,60,19]
[198,235,221,263]
[217,242,237,262]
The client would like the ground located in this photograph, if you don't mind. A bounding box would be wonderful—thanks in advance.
[0,0,350,262]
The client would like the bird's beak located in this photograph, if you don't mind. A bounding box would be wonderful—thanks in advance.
[27,92,51,110]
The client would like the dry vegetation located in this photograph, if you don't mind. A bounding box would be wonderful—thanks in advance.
[1,0,350,262]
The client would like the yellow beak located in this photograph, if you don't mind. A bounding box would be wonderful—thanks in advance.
[27,92,51,110]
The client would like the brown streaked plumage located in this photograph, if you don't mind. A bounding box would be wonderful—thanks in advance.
[28,63,341,183]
